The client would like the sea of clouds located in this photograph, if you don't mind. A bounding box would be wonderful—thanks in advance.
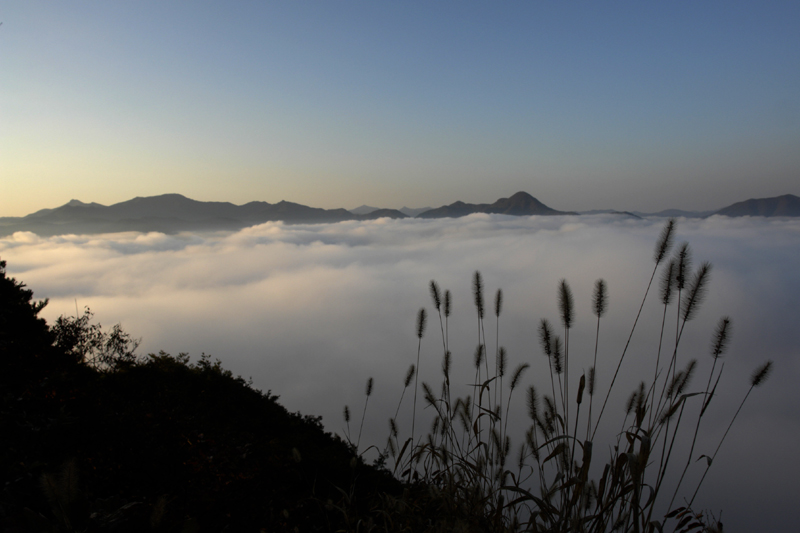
[2,214,798,531]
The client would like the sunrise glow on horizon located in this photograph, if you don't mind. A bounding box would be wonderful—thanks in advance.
[3,1,799,216]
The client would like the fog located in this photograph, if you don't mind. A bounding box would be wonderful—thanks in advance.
[2,215,798,531]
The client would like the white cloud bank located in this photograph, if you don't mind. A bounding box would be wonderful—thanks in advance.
[3,214,798,532]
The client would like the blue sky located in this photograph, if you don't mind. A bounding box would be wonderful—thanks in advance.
[2,1,799,215]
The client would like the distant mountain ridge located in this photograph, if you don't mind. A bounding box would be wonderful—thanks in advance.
[349,205,382,215]
[1,192,797,237]
[350,205,433,217]
[714,194,800,217]
[581,209,642,219]
[629,209,716,219]
[418,191,574,218]
[0,194,407,237]
[400,206,432,217]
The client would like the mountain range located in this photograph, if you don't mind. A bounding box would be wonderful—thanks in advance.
[1,192,798,237]
[416,192,576,218]
[351,205,433,217]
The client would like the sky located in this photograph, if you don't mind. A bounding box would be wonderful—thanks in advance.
[2,1,799,216]
[2,215,799,531]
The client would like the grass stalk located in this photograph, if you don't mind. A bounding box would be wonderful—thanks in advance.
[340,218,770,532]
[592,219,675,441]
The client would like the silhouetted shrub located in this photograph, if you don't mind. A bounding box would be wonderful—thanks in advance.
[1,261,398,531]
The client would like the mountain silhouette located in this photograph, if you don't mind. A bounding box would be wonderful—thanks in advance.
[713,194,800,217]
[349,204,382,215]
[0,194,409,237]
[630,209,714,218]
[2,191,798,237]
[417,191,574,218]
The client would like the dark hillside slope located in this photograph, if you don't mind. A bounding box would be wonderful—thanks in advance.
[714,194,800,217]
[416,200,486,218]
[359,208,408,220]
[0,195,366,236]
[486,191,569,216]
[0,260,398,532]
[106,194,244,220]
[418,191,574,218]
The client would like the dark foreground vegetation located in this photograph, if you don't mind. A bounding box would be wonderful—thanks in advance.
[1,219,772,532]
[1,259,402,531]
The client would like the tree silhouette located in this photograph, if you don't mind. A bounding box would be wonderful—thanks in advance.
[0,258,65,392]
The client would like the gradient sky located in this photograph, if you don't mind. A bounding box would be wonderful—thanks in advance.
[2,1,799,216]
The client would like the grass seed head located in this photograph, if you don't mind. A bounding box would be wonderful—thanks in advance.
[526,427,540,461]
[544,396,557,434]
[625,390,637,415]
[527,385,539,421]
[711,317,732,359]
[416,307,427,338]
[681,262,712,322]
[423,382,436,407]
[458,402,471,431]
[660,401,681,424]
[751,360,773,387]
[676,359,698,396]
[635,381,646,422]
[675,242,693,291]
[429,280,441,310]
[552,336,564,374]
[462,396,472,419]
[473,271,484,319]
[593,278,608,318]
[518,443,527,470]
[654,218,676,265]
[474,344,485,369]
[539,319,553,359]
[667,371,684,399]
[404,364,416,388]
[577,373,586,405]
[558,279,574,330]
[510,363,530,391]
[660,259,676,306]
[495,288,503,318]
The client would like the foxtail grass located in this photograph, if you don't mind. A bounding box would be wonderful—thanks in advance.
[341,219,770,533]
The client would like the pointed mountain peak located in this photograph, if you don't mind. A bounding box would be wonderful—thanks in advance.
[61,199,105,209]
[507,191,535,201]
[350,204,382,215]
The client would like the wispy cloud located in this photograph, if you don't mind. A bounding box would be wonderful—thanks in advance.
[2,214,798,530]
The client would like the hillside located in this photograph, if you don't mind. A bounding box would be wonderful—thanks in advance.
[0,192,572,236]
[713,194,800,217]
[0,259,399,531]
[3,191,799,237]
[0,194,407,237]
[417,191,574,219]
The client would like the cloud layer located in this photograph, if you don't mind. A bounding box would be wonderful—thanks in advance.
[3,214,798,531]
